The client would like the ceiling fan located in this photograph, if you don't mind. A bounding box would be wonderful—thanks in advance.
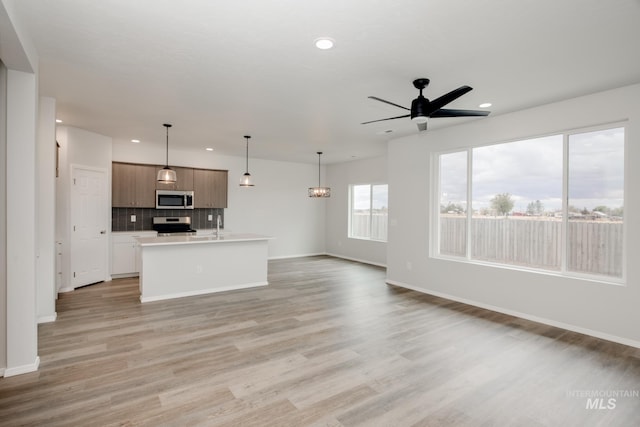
[362,78,490,131]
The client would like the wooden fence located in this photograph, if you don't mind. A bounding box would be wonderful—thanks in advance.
[351,213,388,240]
[440,216,623,277]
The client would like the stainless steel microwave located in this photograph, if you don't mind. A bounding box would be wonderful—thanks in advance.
[156,190,194,209]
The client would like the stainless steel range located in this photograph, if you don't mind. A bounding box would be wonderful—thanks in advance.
[152,216,197,236]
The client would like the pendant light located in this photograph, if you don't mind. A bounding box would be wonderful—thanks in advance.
[239,135,254,187]
[157,123,177,184]
[308,151,330,197]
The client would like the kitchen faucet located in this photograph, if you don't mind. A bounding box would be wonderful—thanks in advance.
[216,214,221,236]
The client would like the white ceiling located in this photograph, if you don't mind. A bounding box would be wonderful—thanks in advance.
[12,0,640,164]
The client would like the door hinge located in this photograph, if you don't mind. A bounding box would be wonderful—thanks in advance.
[73,272,76,278]
[73,178,76,185]
[73,225,76,231]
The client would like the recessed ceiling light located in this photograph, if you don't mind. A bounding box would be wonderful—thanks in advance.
[131,139,140,143]
[55,119,62,123]
[314,37,335,50]
[479,103,492,108]
[205,147,214,151]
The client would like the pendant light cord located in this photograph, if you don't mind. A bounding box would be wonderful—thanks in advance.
[163,123,172,167]
[317,151,322,186]
[244,135,251,173]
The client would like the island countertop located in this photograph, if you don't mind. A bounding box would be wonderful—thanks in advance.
[137,233,272,302]
[136,233,272,247]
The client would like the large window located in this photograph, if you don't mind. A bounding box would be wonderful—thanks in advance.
[439,151,468,257]
[471,135,564,270]
[567,128,624,277]
[435,125,625,281]
[349,184,388,241]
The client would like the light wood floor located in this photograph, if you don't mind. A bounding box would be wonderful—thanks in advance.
[1,256,639,426]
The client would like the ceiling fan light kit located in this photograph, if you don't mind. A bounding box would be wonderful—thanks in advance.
[157,123,177,184]
[362,77,490,131]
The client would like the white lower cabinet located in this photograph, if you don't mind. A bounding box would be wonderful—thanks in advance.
[111,232,157,276]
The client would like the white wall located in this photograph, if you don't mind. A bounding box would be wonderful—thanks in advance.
[0,0,40,376]
[5,69,39,375]
[37,96,56,322]
[0,60,7,374]
[56,126,112,291]
[387,83,640,347]
[112,141,325,259]
[325,156,387,266]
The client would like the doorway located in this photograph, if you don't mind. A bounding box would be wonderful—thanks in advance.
[70,165,108,288]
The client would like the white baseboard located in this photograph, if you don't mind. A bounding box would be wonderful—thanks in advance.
[325,252,387,268]
[4,356,40,377]
[38,313,58,324]
[386,279,640,350]
[111,273,139,279]
[268,252,326,260]
[268,252,387,268]
[140,281,269,303]
[58,286,74,293]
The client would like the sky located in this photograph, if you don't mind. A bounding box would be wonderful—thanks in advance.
[353,184,388,210]
[440,127,624,212]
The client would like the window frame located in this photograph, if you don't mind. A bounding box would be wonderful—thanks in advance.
[431,122,626,285]
[348,183,389,242]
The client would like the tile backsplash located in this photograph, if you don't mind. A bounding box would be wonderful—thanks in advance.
[112,208,224,232]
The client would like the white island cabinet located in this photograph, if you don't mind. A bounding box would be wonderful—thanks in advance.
[111,231,158,277]
[136,234,272,303]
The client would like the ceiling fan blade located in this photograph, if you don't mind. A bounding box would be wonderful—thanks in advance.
[430,108,490,118]
[417,122,427,132]
[368,96,410,111]
[427,86,473,114]
[361,114,411,125]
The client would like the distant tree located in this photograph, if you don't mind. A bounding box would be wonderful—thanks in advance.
[490,193,514,216]
[610,206,624,218]
[526,200,544,215]
[581,207,590,215]
[526,202,535,215]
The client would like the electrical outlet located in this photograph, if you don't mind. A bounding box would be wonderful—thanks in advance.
[130,215,136,222]
[208,214,213,221]
[406,261,413,271]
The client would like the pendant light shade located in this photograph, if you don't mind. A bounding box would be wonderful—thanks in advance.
[240,135,254,187]
[308,151,330,197]
[157,123,177,184]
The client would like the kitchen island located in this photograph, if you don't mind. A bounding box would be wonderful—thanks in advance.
[136,233,272,303]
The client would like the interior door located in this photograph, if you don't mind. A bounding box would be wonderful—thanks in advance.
[71,166,108,288]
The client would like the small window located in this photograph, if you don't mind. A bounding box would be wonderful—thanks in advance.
[349,184,388,241]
